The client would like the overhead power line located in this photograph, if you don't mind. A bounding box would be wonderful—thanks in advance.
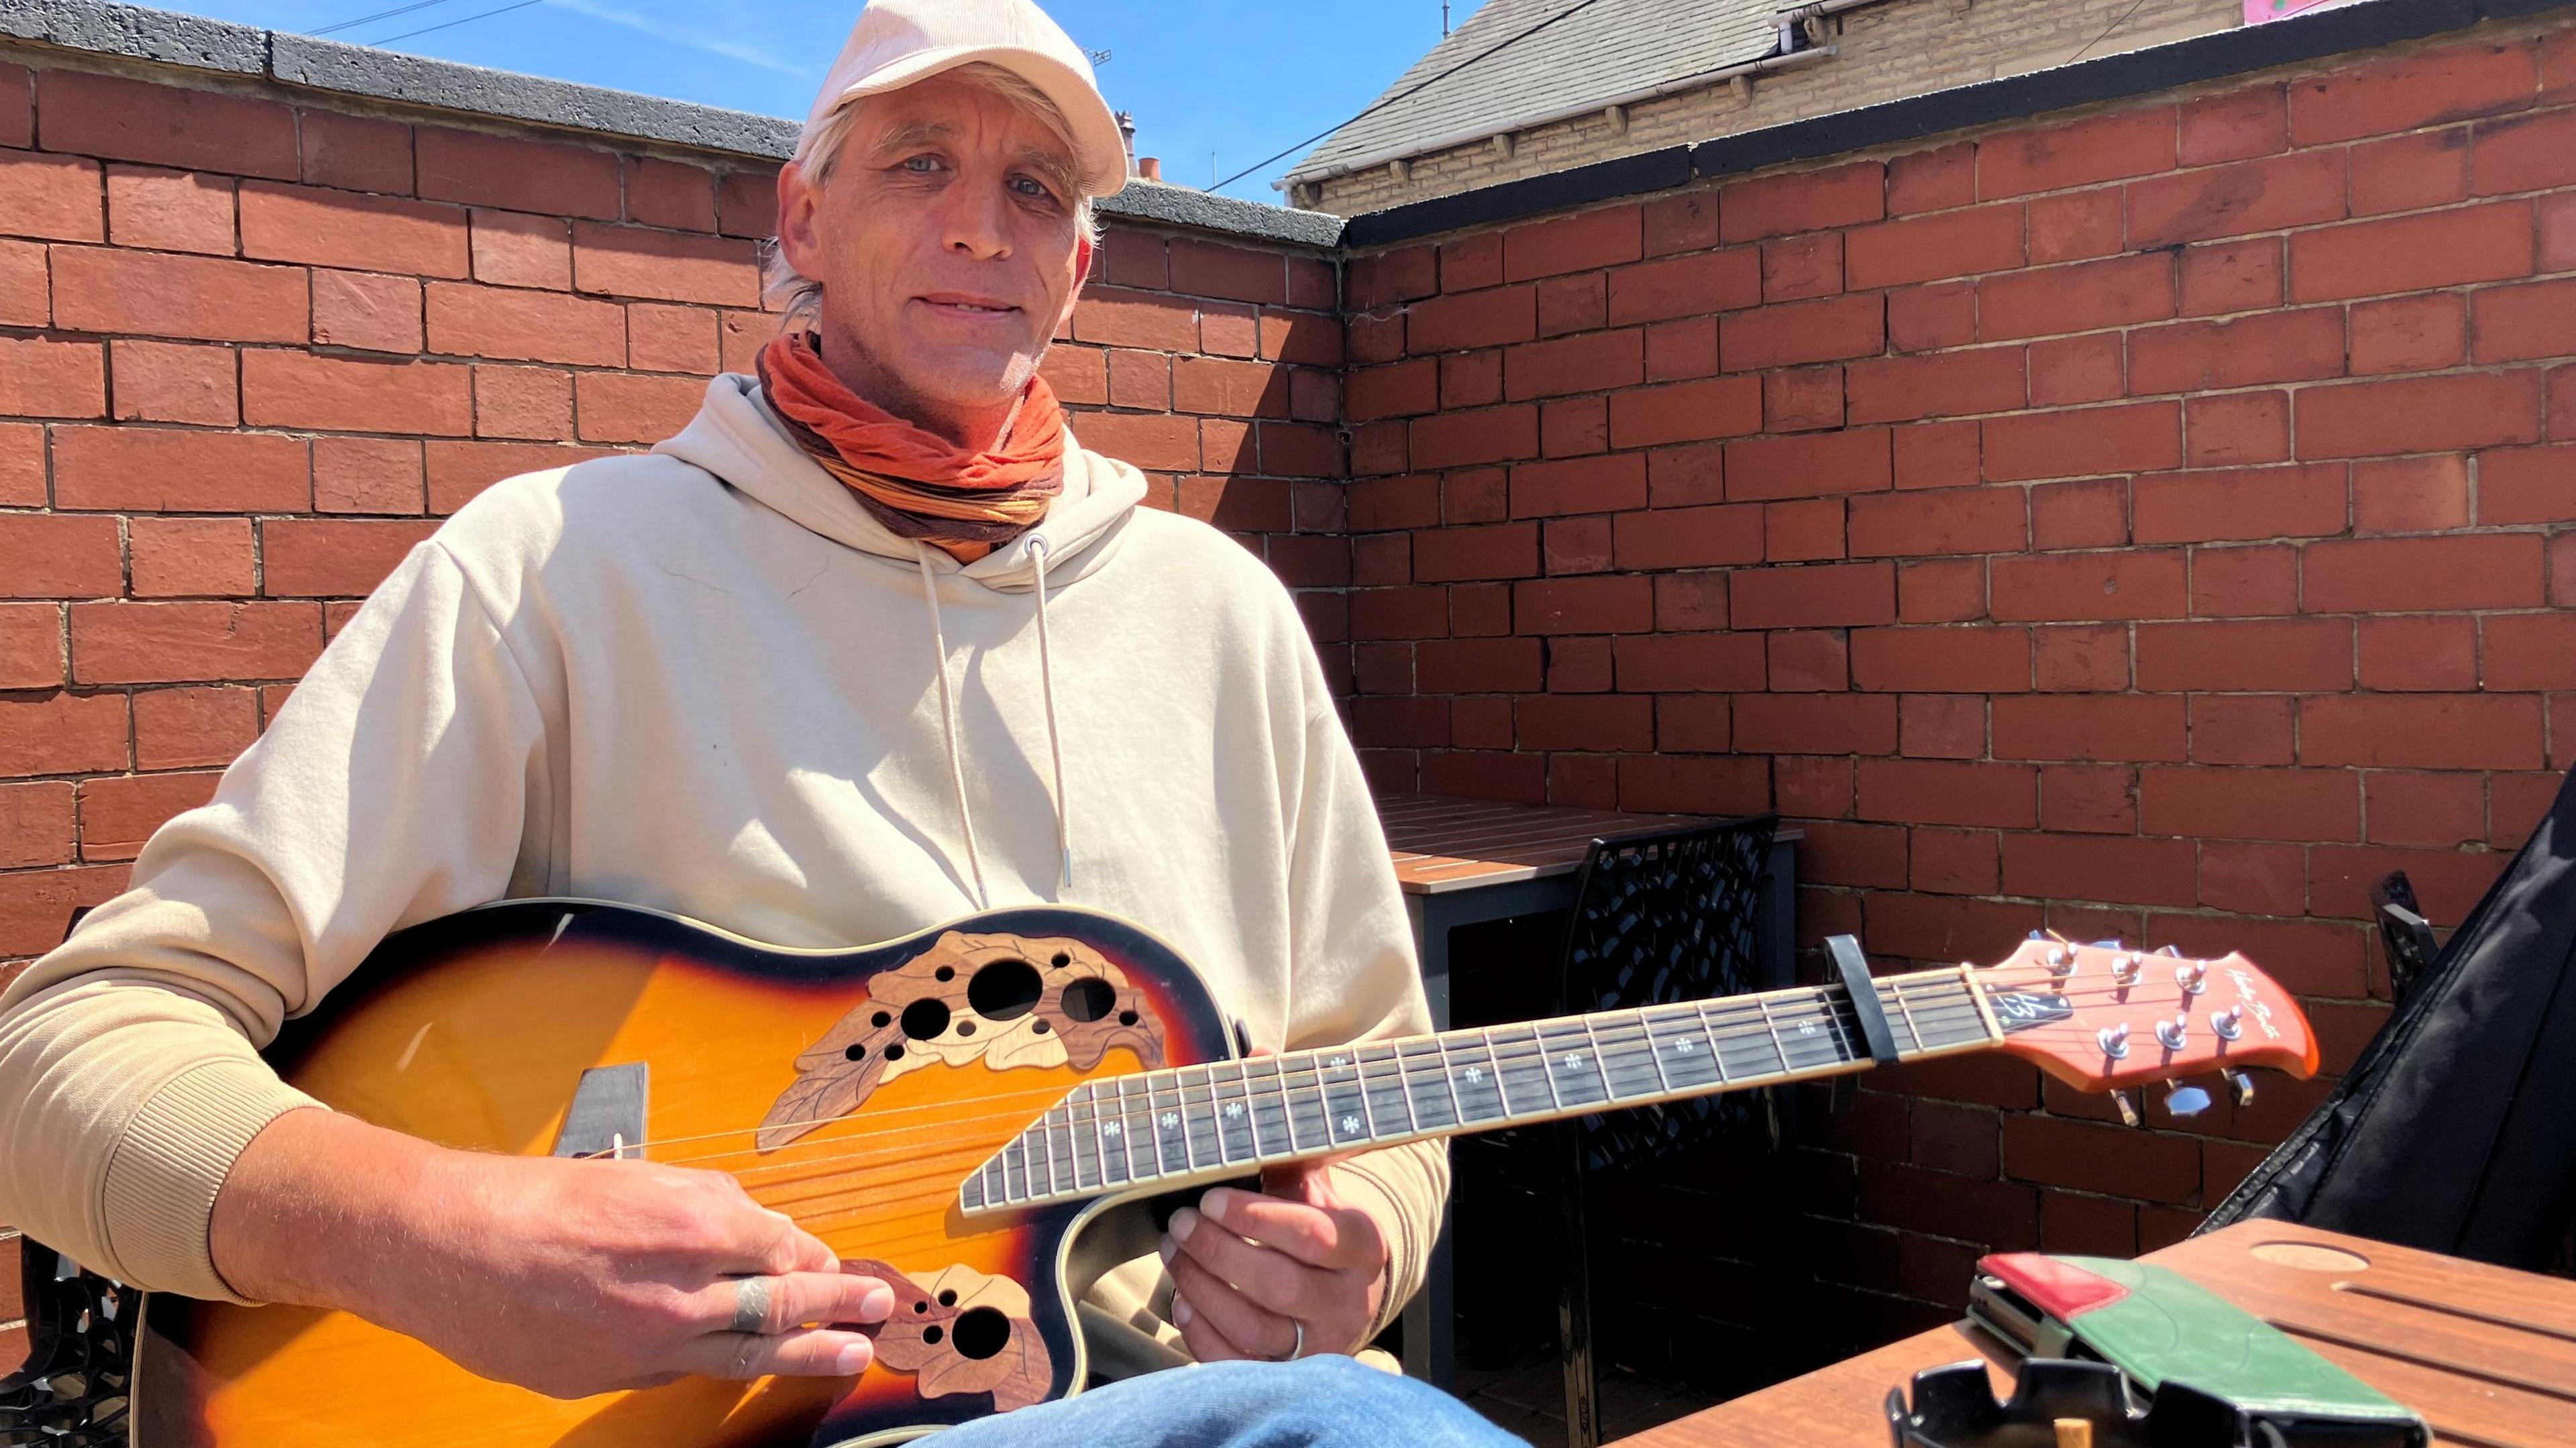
[309,0,464,38]
[371,0,544,45]
[1211,0,1611,193]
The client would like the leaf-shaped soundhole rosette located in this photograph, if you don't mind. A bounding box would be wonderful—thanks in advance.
[849,1260,1053,1413]
[758,930,1169,1150]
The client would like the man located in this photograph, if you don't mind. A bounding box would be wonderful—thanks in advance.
[0,1,1510,1440]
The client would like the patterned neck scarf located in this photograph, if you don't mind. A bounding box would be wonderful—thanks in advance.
[757,331,1067,563]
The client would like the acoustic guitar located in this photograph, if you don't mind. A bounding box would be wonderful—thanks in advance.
[109,898,2316,1447]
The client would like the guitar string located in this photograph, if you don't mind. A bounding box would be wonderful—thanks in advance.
[703,993,2003,1196]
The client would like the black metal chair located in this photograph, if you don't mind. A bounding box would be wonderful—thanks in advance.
[1458,814,1781,1448]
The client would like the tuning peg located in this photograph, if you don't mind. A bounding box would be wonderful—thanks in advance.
[2176,961,2209,995]
[2210,1005,2244,1040]
[2097,1022,2131,1060]
[2162,1079,2212,1117]
[2110,1090,2143,1127]
[2224,1069,2257,1107]
[2111,951,2144,987]
[2047,944,2076,975]
[2155,1013,2189,1051]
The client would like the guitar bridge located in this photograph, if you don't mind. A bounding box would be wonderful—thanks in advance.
[552,1063,649,1160]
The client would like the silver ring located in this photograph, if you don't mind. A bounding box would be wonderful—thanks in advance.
[1273,1318,1305,1362]
[729,1276,774,1335]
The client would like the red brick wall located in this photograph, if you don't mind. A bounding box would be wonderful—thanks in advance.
[1342,13,2576,1369]
[0,52,1343,1366]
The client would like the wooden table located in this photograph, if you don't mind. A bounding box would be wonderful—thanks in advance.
[1375,793,1801,1392]
[1613,1220,2576,1447]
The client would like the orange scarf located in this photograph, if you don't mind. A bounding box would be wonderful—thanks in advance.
[757,332,1066,563]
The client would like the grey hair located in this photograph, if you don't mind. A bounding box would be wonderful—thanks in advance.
[762,61,1104,333]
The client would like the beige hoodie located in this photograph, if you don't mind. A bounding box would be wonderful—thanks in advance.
[0,374,1445,1373]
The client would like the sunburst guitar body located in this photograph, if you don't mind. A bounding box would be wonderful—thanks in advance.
[123,899,2320,1448]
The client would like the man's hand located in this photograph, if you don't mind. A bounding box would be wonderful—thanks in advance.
[1159,1160,1390,1363]
[211,1108,894,1399]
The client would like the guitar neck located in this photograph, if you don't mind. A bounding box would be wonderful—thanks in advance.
[959,966,2005,1216]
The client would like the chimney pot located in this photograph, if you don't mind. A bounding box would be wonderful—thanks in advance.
[1139,156,1163,182]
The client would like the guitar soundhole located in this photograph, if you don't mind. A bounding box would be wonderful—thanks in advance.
[1059,977,1116,1023]
[901,998,952,1041]
[951,1306,1011,1361]
[966,958,1042,1021]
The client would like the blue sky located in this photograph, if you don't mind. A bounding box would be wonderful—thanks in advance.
[166,0,1484,203]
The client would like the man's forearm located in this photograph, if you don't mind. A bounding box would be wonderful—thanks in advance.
[209,1107,448,1311]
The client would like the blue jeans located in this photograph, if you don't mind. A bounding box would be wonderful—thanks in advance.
[929,1355,1522,1447]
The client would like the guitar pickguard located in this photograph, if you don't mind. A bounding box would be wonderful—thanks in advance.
[760,930,1168,1150]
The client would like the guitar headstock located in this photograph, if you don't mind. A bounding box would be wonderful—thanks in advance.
[1975,936,2319,1115]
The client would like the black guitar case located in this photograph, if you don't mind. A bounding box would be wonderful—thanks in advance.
[2200,769,2576,1269]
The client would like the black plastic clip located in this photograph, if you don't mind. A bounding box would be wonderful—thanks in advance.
[1827,934,1900,1067]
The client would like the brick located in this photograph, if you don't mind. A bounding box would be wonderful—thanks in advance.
[0,151,102,241]
[0,336,105,419]
[52,427,307,512]
[2185,391,2290,467]
[109,339,237,427]
[1169,238,1285,304]
[2191,542,2299,617]
[245,351,472,437]
[262,519,437,598]
[2306,533,2544,612]
[1721,162,1884,241]
[238,180,467,278]
[1732,563,1896,629]
[1894,421,1980,492]
[1607,376,1762,449]
[1983,402,2181,482]
[0,60,25,148]
[2180,85,2286,165]
[2359,614,2477,691]
[2126,309,2346,394]
[473,366,573,441]
[1992,695,2184,763]
[2350,294,2465,376]
[1411,404,1538,469]
[2481,445,2576,524]
[2040,763,2137,832]
[470,209,572,290]
[1410,523,1537,583]
[1442,351,1503,410]
[2002,832,2196,907]
[70,602,323,684]
[627,302,720,375]
[44,70,299,178]
[1503,206,1640,281]
[1407,285,1535,353]
[312,270,424,354]
[425,441,618,514]
[1769,630,1851,693]
[1508,453,1646,518]
[0,424,40,510]
[0,780,76,869]
[715,167,779,240]
[1857,759,2037,828]
[619,156,714,232]
[78,771,221,862]
[2473,108,2576,196]
[2023,480,2121,552]
[2288,203,2532,303]
[2295,372,2543,459]
[1416,638,1541,693]
[1887,144,1975,215]
[1844,206,2025,288]
[0,862,130,956]
[1978,106,2176,200]
[2126,150,2347,247]
[2303,695,2543,771]
[1440,233,1504,293]
[1762,233,1842,302]
[1864,894,2045,982]
[1799,820,1909,887]
[2288,40,2538,146]
[1846,348,2024,425]
[1990,550,2186,622]
[1727,428,1892,500]
[2309,846,2510,927]
[1889,281,1976,352]
[125,515,250,598]
[0,236,40,325]
[417,128,620,219]
[1611,503,1762,569]
[1979,254,2174,342]
[1898,693,1982,758]
[2355,455,2477,533]
[1503,329,1642,401]
[1900,557,1986,622]
[1605,249,1762,325]
[2471,278,2576,365]
[1535,272,1606,337]
[1515,575,1651,634]
[1735,694,1898,755]
[314,437,425,514]
[571,223,760,307]
[2034,624,2129,693]
[1721,292,1882,370]
[2030,333,2123,406]
[2141,766,2357,842]
[0,514,120,600]
[2179,238,2283,317]
[1847,488,2026,557]
[0,691,128,775]
[2135,618,2350,690]
[2004,1113,2198,1205]
[299,109,412,194]
[105,164,234,254]
[1646,442,1727,507]
[1640,191,1720,257]
[1542,516,1611,574]
[1850,625,2030,693]
[1764,364,1843,429]
[2029,190,2124,265]
[50,247,308,344]
[2132,463,2343,543]
[1766,498,1845,561]
[1517,694,1652,752]
[2485,613,2576,689]
[1348,247,1434,308]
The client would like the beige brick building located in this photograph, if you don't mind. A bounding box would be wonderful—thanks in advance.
[1287,0,2244,214]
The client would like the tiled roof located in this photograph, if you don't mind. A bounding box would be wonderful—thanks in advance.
[1289,0,1786,180]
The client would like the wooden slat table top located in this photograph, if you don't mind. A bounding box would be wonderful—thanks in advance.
[1612,1220,2576,1447]
[1375,791,1718,895]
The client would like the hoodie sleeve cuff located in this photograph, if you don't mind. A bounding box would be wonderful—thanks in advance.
[100,1059,325,1304]
[1334,1148,1439,1343]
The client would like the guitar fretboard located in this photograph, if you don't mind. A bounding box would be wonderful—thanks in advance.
[959,966,1999,1215]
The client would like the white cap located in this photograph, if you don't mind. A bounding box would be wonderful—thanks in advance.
[802,0,1129,199]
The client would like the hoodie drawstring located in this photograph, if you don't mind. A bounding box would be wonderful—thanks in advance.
[912,540,1075,907]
